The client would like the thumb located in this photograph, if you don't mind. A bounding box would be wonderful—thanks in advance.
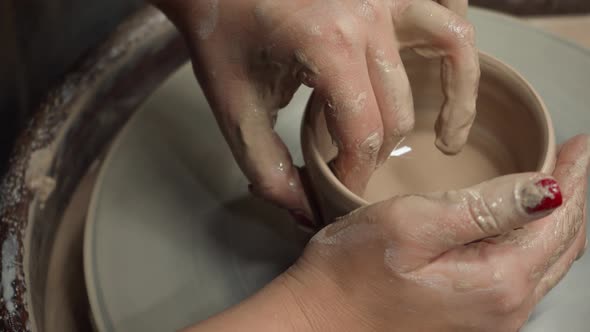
[379,173,563,253]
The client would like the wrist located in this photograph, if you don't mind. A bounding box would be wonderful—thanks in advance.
[278,260,377,332]
[182,262,357,332]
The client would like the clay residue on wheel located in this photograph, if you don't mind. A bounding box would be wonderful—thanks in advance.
[0,7,187,332]
[25,146,56,206]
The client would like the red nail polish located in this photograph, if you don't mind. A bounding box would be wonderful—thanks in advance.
[289,209,315,228]
[526,178,563,214]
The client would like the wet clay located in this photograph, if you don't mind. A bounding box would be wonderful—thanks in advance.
[364,110,516,203]
[302,52,554,222]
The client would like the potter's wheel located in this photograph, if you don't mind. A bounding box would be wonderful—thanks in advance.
[84,8,590,332]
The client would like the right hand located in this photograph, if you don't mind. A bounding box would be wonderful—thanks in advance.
[282,135,589,331]
[152,0,480,222]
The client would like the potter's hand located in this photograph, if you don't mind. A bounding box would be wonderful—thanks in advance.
[152,0,480,219]
[182,137,588,332]
[280,135,590,331]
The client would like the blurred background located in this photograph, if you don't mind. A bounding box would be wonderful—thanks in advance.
[0,0,589,176]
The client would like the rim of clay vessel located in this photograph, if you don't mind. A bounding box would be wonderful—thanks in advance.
[302,51,555,208]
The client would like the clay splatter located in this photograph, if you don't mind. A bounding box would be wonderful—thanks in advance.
[1,233,18,314]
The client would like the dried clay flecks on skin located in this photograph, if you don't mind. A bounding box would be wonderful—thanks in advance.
[452,279,498,293]
[499,228,539,250]
[520,181,554,209]
[436,31,479,155]
[545,139,590,246]
[384,245,412,273]
[293,49,320,86]
[294,49,319,75]
[445,14,475,47]
[373,52,414,136]
[529,264,546,281]
[435,57,476,155]
[517,177,562,214]
[399,271,447,288]
[312,222,380,246]
[196,0,219,40]
[453,279,476,292]
[356,0,377,21]
[375,50,398,74]
[561,138,590,181]
[412,47,447,59]
[492,270,504,282]
[306,24,322,36]
[415,219,458,247]
[359,132,382,161]
[455,261,476,273]
[325,91,368,120]
[351,91,368,114]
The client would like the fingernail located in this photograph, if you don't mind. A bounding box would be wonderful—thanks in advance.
[523,178,563,214]
[289,209,315,229]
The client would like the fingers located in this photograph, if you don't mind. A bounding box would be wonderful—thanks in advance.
[206,68,314,221]
[394,1,480,154]
[533,220,586,303]
[505,135,590,276]
[534,137,588,303]
[379,173,563,254]
[259,16,386,196]
[317,61,385,196]
[437,0,469,17]
[366,40,415,165]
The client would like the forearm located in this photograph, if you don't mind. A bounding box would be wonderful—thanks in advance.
[181,267,372,332]
[181,274,312,332]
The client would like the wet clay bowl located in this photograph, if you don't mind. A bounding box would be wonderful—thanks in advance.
[302,51,556,223]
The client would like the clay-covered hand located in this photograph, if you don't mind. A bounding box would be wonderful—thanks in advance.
[151,0,479,220]
[282,135,589,331]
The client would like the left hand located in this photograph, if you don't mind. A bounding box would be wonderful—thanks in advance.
[151,0,479,219]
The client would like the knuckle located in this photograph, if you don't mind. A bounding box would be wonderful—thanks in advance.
[491,283,529,315]
[379,196,420,239]
[461,21,476,42]
[326,19,361,56]
[463,190,502,235]
[381,199,405,228]
[355,0,385,21]
[445,15,475,47]
[358,131,383,161]
[393,109,415,136]
[253,172,292,200]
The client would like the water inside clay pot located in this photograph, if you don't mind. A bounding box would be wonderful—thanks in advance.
[364,52,549,202]
[308,51,550,206]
